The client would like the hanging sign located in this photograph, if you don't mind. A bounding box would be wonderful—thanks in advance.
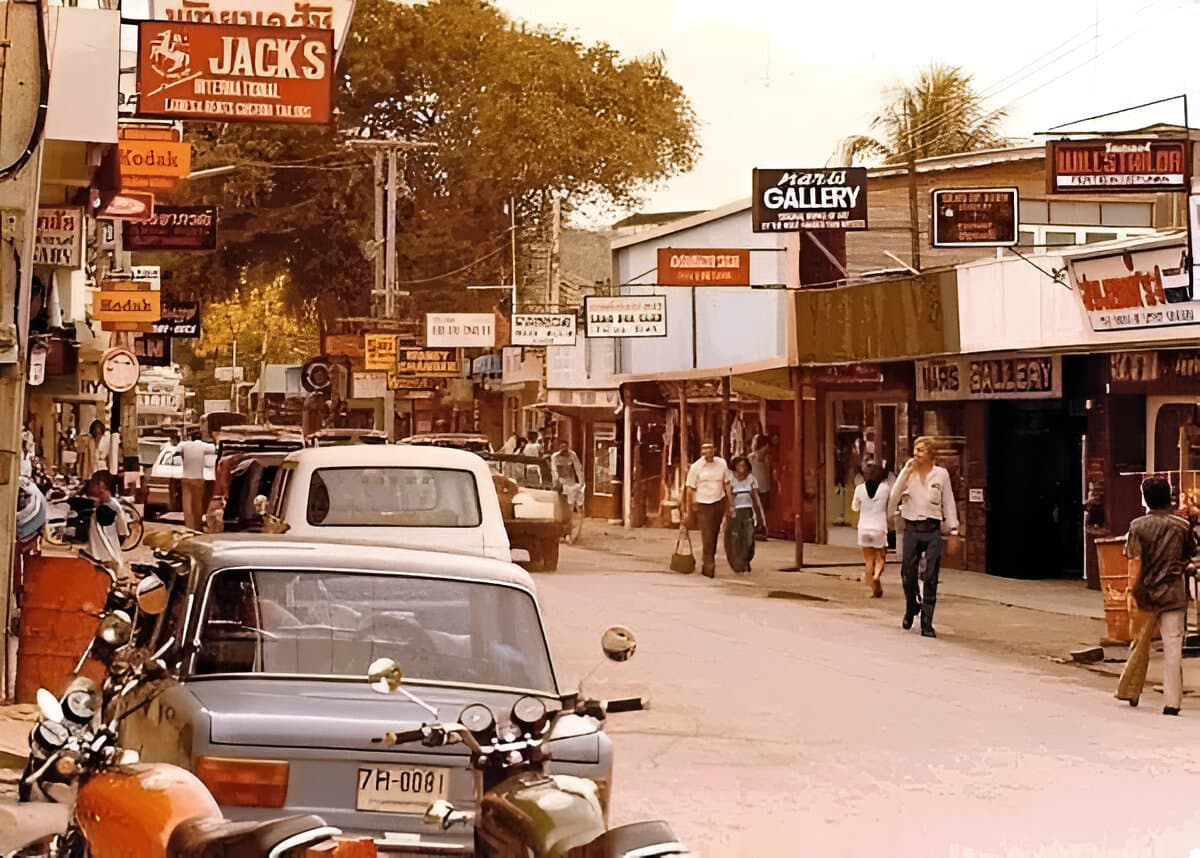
[751,168,868,232]
[352,371,388,399]
[136,21,335,125]
[1047,139,1189,193]
[1067,244,1193,331]
[656,248,751,286]
[146,0,356,59]
[134,333,172,367]
[395,348,459,377]
[34,208,84,268]
[151,301,201,337]
[583,296,667,338]
[117,137,192,184]
[930,188,1018,247]
[131,265,162,291]
[100,347,142,393]
[916,355,1062,401]
[94,190,155,221]
[364,333,399,370]
[94,283,163,329]
[426,313,496,348]
[387,372,437,391]
[511,313,577,346]
[124,205,218,251]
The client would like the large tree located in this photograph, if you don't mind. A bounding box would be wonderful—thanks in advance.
[837,63,1008,166]
[165,0,699,323]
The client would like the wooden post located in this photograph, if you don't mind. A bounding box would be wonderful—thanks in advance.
[793,367,805,569]
[721,376,731,458]
[622,385,634,529]
[678,382,690,496]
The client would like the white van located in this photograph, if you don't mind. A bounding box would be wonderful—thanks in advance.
[265,445,515,563]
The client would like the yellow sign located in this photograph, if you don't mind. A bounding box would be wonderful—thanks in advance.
[387,371,435,391]
[93,287,161,327]
[118,139,192,179]
[364,333,398,371]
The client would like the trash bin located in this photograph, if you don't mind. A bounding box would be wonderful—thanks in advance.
[1095,535,1130,643]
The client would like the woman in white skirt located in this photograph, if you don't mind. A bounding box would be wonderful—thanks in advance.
[852,464,889,597]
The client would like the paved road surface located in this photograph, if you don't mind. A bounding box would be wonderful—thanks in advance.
[539,545,1200,858]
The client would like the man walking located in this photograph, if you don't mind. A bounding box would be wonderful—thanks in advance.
[685,441,732,578]
[179,430,215,531]
[521,430,543,458]
[887,437,958,638]
[1115,477,1194,715]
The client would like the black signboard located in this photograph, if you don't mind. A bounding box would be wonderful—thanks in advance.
[133,333,171,366]
[1047,139,1189,194]
[151,301,201,338]
[751,168,868,232]
[124,205,218,251]
[930,188,1018,248]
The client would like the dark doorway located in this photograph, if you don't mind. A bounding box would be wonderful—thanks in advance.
[986,401,1085,578]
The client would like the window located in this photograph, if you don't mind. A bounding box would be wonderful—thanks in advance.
[1044,231,1078,247]
[1015,224,1158,250]
[306,467,482,527]
[194,569,555,691]
[1084,232,1118,245]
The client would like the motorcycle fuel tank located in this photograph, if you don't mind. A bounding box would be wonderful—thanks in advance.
[477,772,605,858]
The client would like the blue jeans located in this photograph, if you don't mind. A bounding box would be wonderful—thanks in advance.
[901,525,943,628]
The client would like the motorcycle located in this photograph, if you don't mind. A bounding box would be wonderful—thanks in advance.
[365,626,688,858]
[44,484,144,554]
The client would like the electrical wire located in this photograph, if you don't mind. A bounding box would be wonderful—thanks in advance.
[0,0,50,180]
[393,243,508,285]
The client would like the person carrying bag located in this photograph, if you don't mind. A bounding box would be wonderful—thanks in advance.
[670,524,696,574]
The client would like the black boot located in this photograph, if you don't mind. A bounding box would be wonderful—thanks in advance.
[902,598,922,630]
[920,601,936,638]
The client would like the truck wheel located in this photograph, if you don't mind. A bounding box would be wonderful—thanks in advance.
[540,538,559,571]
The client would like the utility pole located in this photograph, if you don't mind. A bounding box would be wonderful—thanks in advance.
[905,100,922,272]
[548,194,561,312]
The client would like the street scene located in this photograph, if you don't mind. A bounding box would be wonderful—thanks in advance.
[2,0,1200,855]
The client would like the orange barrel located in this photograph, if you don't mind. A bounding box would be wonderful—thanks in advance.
[15,555,110,703]
[1095,535,1130,644]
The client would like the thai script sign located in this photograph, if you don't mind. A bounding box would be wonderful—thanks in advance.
[147,0,354,57]
[34,208,84,268]
[656,248,751,286]
[1067,244,1193,331]
[916,355,1061,401]
[137,21,334,125]
[1047,139,1189,193]
[426,313,496,348]
[583,296,667,338]
[751,168,868,232]
[511,313,577,346]
[930,188,1018,247]
[124,205,218,251]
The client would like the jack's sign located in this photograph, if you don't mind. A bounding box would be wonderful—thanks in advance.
[136,21,334,124]
[752,168,868,232]
[1047,139,1189,193]
[1067,244,1193,331]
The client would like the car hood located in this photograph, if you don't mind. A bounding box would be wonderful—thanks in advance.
[188,677,599,763]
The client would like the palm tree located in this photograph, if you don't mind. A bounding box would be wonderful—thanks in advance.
[836,63,1008,166]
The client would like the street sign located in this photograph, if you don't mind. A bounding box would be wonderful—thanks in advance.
[364,333,398,370]
[101,348,141,393]
[131,265,162,290]
[395,348,459,377]
[151,301,201,338]
[930,188,1018,248]
[214,366,245,382]
[94,283,162,330]
[1047,138,1189,193]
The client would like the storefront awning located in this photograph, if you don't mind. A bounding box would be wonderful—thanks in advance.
[732,367,794,400]
[612,356,789,385]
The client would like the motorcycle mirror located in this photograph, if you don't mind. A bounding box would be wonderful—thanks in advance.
[36,688,63,723]
[367,658,404,694]
[253,494,270,516]
[135,574,168,616]
[97,610,133,648]
[601,626,637,662]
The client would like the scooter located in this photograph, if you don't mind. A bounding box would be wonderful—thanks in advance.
[365,626,688,858]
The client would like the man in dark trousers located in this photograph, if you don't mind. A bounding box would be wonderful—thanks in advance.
[684,441,732,578]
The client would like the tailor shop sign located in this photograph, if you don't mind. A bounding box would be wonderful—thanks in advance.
[1067,244,1193,331]
[916,355,1062,402]
[751,168,868,232]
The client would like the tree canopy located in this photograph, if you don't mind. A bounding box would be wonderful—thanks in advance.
[163,0,699,323]
[837,63,1008,166]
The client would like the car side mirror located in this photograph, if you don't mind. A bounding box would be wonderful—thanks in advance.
[367,657,404,694]
[253,494,269,516]
[601,626,637,662]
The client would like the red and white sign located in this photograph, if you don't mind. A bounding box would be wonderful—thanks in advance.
[1067,244,1194,331]
[136,21,334,124]
[147,0,355,58]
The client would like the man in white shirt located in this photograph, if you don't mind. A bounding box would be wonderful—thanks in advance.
[887,436,959,638]
[179,431,215,530]
[684,441,732,578]
[521,430,542,458]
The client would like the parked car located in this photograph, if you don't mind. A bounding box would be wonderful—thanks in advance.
[206,431,305,533]
[144,444,216,521]
[481,453,570,571]
[399,433,493,453]
[119,535,611,854]
[308,428,389,447]
[264,445,516,563]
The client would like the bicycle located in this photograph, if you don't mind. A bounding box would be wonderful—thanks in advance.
[118,498,144,551]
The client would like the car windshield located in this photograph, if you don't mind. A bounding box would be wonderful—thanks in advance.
[194,569,555,692]
[307,467,482,527]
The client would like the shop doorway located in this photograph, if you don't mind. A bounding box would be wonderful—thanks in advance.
[986,401,1085,578]
[825,395,908,545]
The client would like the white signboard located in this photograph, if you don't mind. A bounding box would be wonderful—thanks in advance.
[426,313,496,348]
[352,371,388,399]
[138,389,184,416]
[583,296,667,338]
[146,0,356,56]
[1067,244,1194,331]
[512,313,577,347]
[34,208,84,268]
[132,265,162,291]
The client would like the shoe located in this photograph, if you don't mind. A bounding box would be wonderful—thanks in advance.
[921,627,937,638]
[902,614,915,630]
[1163,707,1181,716]
[701,566,715,579]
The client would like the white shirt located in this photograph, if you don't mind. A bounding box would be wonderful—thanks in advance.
[730,473,759,509]
[686,456,731,505]
[88,498,128,568]
[887,463,959,531]
[852,482,890,534]
[522,442,542,458]
[179,439,215,480]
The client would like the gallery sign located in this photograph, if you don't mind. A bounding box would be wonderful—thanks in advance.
[511,313,577,346]
[34,208,84,268]
[751,168,868,232]
[930,188,1018,247]
[656,248,751,286]
[395,348,459,377]
[426,313,496,348]
[124,205,218,251]
[136,21,335,125]
[916,355,1062,401]
[1067,244,1193,331]
[1047,139,1189,194]
[151,301,201,338]
[583,295,667,338]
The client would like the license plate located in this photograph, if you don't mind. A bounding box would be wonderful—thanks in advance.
[355,764,451,814]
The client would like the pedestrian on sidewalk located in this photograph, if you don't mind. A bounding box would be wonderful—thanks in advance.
[179,430,215,531]
[853,464,889,598]
[887,437,959,637]
[685,441,732,578]
[1115,477,1195,715]
[724,456,765,573]
[749,435,773,540]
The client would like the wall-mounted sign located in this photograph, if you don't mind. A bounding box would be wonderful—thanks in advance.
[364,333,398,370]
[1067,244,1193,331]
[584,295,667,338]
[656,248,751,286]
[124,205,218,251]
[34,208,84,268]
[138,387,185,415]
[511,313,577,346]
[352,371,388,399]
[751,168,868,232]
[151,301,201,338]
[95,190,155,221]
[426,313,495,348]
[301,355,331,392]
[930,188,1018,247]
[916,355,1062,401]
[131,265,162,291]
[146,0,355,57]
[1047,139,1189,194]
[387,372,437,391]
[1109,350,1200,386]
[117,138,191,184]
[134,333,172,367]
[136,21,335,125]
[968,488,985,504]
[100,347,141,393]
[94,284,163,329]
[470,353,502,378]
[396,348,459,377]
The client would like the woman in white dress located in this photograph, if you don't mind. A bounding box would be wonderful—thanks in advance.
[852,463,889,597]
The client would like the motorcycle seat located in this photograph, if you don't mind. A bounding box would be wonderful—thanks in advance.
[576,820,688,857]
[167,814,331,858]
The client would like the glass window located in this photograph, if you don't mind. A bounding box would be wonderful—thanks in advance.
[1153,403,1200,473]
[1018,230,1036,248]
[306,467,482,527]
[1084,232,1118,245]
[1049,201,1101,226]
[1044,231,1079,247]
[194,569,555,691]
[1020,200,1049,223]
[1100,202,1153,228]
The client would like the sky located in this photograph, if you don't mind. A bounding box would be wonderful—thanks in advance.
[492,0,1200,217]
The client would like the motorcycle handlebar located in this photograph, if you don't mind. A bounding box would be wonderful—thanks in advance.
[604,696,648,714]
